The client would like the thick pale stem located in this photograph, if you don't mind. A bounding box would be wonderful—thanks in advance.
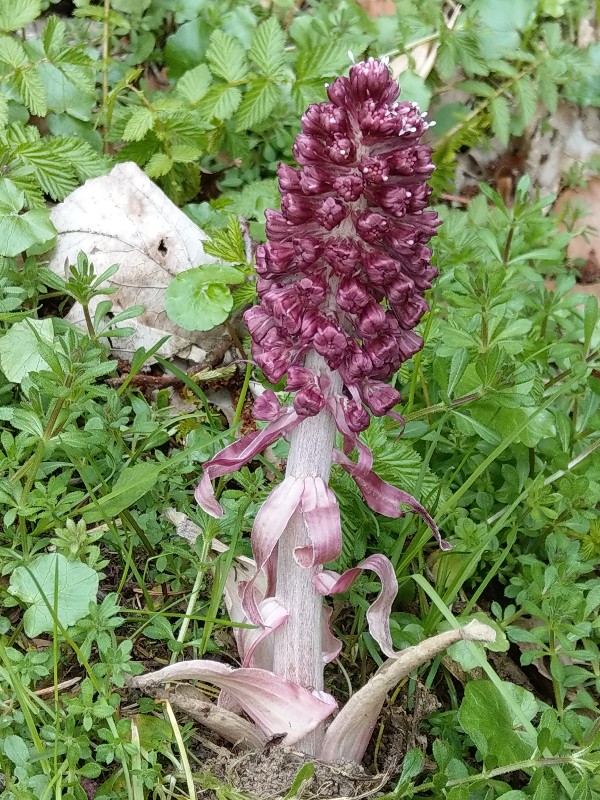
[271,351,342,755]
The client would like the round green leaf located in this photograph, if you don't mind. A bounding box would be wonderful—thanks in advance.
[165,265,244,332]
[9,553,99,638]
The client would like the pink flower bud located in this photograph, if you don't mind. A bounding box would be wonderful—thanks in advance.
[340,397,370,432]
[294,383,326,416]
[336,277,371,312]
[361,382,401,416]
[314,321,348,368]
[356,303,388,338]
[286,365,314,391]
[253,390,282,421]
[324,239,361,275]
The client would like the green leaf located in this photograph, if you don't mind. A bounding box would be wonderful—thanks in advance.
[11,134,108,200]
[164,17,212,79]
[37,61,95,119]
[46,113,102,151]
[203,216,246,263]
[295,42,350,80]
[396,70,432,112]
[541,0,569,15]
[144,151,173,178]
[0,35,27,68]
[15,67,47,116]
[123,106,155,142]
[447,788,469,800]
[0,0,41,32]
[235,79,279,130]
[282,764,315,800]
[248,18,286,78]
[176,63,213,105]
[3,735,29,767]
[165,264,244,332]
[458,680,536,766]
[291,78,327,114]
[0,317,54,382]
[360,418,442,502]
[83,462,169,523]
[0,407,44,437]
[0,179,55,256]
[447,615,509,672]
[457,80,496,97]
[584,294,598,352]
[537,63,558,113]
[564,43,600,107]
[397,749,424,783]
[490,95,510,145]
[514,74,537,126]
[134,714,174,751]
[447,348,469,397]
[474,0,537,59]
[9,553,99,638]
[201,84,242,122]
[0,92,8,129]
[42,14,65,57]
[206,30,248,83]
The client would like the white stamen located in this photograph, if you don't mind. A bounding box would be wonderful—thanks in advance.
[348,50,355,63]
[383,175,389,181]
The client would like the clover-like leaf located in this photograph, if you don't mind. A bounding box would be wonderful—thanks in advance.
[9,553,99,637]
[165,264,245,332]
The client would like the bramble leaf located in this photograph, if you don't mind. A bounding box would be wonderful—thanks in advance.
[207,30,248,83]
[203,216,246,263]
[123,106,155,142]
[248,18,286,79]
[200,84,242,122]
[0,0,41,33]
[176,63,213,105]
[235,79,279,130]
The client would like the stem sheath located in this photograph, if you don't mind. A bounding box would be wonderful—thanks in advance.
[270,351,342,755]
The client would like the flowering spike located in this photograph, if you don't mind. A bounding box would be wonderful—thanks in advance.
[243,59,439,420]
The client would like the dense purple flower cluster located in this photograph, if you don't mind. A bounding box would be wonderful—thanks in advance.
[244,58,440,426]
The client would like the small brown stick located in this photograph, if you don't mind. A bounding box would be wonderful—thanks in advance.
[34,676,82,697]
[441,192,471,205]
